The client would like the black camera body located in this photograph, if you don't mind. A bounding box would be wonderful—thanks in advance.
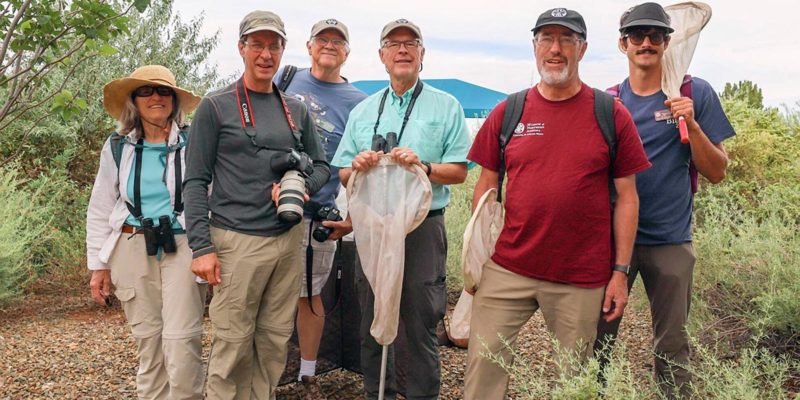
[271,149,314,178]
[371,132,398,153]
[312,206,342,242]
[142,215,177,256]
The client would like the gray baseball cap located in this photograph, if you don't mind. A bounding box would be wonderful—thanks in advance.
[380,18,423,44]
[239,10,287,39]
[310,18,350,42]
[619,2,674,33]
[532,8,587,38]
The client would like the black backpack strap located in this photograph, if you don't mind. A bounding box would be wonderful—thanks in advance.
[497,89,529,202]
[278,65,298,92]
[125,138,145,220]
[109,132,125,169]
[593,88,618,204]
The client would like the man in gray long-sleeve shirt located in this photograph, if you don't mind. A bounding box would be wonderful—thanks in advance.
[183,10,329,399]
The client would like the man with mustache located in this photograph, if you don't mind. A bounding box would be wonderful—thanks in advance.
[330,18,471,400]
[595,3,735,398]
[464,8,651,399]
[273,18,366,399]
[184,10,330,399]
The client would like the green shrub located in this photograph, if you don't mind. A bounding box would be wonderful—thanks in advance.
[0,167,53,303]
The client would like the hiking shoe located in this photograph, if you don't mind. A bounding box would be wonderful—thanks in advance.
[299,375,327,400]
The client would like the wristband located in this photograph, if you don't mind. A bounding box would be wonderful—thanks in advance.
[421,160,432,176]
[612,264,630,276]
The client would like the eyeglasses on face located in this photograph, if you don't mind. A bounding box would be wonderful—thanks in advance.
[246,41,284,54]
[624,29,668,45]
[133,86,175,97]
[534,34,583,48]
[381,39,421,51]
[312,36,348,49]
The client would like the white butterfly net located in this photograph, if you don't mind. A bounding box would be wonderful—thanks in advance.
[346,155,431,345]
[661,2,712,98]
[447,188,504,347]
[461,188,504,292]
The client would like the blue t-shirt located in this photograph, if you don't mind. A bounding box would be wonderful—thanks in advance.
[618,77,735,245]
[275,67,367,215]
[126,141,181,229]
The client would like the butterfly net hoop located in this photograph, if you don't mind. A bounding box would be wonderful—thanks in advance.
[346,155,432,345]
[661,2,712,98]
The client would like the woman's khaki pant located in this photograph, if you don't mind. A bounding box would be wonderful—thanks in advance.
[110,234,207,400]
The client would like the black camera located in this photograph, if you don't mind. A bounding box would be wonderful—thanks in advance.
[371,132,398,153]
[271,149,314,177]
[141,215,177,256]
[312,206,342,242]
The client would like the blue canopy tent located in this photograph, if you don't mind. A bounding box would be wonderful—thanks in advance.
[351,79,507,118]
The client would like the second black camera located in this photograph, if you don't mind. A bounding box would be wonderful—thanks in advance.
[312,206,342,242]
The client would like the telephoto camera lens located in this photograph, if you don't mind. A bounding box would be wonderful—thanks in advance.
[141,218,159,256]
[158,215,177,253]
[277,170,306,225]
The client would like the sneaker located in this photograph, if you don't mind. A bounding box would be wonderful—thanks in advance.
[299,375,327,400]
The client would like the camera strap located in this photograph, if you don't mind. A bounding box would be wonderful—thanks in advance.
[304,226,343,318]
[373,80,424,145]
[235,75,304,152]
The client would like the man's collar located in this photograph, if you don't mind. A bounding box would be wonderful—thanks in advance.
[389,80,419,104]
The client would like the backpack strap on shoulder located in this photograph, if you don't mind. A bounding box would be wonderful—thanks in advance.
[497,88,529,202]
[593,88,618,204]
[606,84,622,97]
[108,132,125,169]
[278,65,298,93]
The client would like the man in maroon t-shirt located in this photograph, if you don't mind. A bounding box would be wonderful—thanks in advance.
[463,8,651,399]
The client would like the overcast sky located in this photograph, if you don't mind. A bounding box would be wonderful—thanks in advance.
[173,0,798,108]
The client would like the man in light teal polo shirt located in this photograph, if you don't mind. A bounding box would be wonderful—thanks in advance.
[328,18,470,400]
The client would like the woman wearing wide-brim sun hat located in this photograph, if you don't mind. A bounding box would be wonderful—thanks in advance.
[87,64,206,399]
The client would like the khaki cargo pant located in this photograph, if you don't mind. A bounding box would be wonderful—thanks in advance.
[206,225,303,400]
[109,234,207,400]
[464,260,605,400]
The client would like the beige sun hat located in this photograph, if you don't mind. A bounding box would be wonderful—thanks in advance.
[103,65,202,120]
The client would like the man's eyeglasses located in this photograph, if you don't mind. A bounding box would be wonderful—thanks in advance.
[534,34,583,48]
[133,86,175,97]
[312,36,348,49]
[623,30,669,46]
[246,41,284,54]
[381,40,421,51]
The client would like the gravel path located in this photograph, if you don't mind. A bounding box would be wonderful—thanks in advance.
[0,293,654,400]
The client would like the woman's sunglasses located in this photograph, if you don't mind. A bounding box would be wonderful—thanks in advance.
[133,86,175,97]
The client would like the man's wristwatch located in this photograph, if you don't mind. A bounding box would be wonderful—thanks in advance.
[613,264,631,276]
[420,160,432,176]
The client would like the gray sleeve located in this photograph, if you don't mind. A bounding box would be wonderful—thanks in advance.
[183,97,219,257]
[299,106,330,195]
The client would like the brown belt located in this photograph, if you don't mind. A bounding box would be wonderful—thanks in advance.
[121,224,142,234]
